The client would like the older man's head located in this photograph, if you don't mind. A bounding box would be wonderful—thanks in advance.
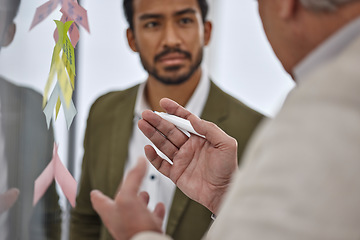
[258,0,360,76]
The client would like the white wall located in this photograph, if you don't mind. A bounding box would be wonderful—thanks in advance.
[208,0,294,116]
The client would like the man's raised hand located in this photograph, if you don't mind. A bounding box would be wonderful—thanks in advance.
[91,158,165,240]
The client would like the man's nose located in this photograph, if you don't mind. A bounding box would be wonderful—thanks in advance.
[161,22,181,48]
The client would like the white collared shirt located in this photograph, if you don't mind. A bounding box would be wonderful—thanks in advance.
[294,17,360,82]
[0,99,9,240]
[124,66,211,232]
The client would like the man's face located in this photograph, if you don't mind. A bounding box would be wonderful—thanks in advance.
[128,0,210,85]
[257,0,302,75]
[258,0,285,67]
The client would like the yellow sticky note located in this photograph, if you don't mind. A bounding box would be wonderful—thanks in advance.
[54,20,73,44]
[43,20,77,128]
[43,44,62,108]
[55,97,61,119]
[56,59,73,107]
[63,35,76,76]
[62,53,75,89]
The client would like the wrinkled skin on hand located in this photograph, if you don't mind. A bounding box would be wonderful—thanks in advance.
[138,98,238,214]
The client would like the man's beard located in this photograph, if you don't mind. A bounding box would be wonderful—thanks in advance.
[139,47,203,85]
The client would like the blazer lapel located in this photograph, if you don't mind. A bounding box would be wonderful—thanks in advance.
[166,81,229,235]
[108,86,139,196]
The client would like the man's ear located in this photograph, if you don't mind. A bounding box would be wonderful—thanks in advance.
[1,23,16,47]
[126,28,138,52]
[204,21,212,46]
[278,0,297,19]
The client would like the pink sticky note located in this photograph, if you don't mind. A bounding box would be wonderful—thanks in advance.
[33,159,55,205]
[61,0,90,33]
[30,0,60,30]
[54,147,77,207]
[33,143,77,207]
[68,20,80,47]
[53,10,80,47]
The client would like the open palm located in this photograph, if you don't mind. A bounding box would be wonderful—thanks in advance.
[138,98,238,214]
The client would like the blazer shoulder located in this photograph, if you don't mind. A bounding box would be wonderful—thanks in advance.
[19,86,43,106]
[88,84,139,122]
[206,81,264,122]
[0,78,34,106]
[1,79,48,126]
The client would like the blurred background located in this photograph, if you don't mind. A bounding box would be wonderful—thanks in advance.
[0,0,294,238]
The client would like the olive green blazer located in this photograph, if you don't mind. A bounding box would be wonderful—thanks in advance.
[70,81,263,240]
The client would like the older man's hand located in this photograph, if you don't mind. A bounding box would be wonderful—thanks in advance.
[138,98,238,214]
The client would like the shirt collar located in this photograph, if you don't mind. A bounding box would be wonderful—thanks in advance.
[294,17,360,83]
[134,65,211,119]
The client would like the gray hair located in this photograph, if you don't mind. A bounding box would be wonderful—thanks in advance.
[300,0,356,11]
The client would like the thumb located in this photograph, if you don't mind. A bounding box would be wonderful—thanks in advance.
[191,116,233,146]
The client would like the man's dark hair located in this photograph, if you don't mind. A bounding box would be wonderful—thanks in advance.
[123,0,209,30]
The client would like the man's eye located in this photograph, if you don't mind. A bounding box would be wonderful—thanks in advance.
[145,21,159,28]
[179,18,193,25]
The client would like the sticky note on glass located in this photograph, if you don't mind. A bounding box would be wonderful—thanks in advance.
[30,0,90,33]
[33,143,77,207]
[30,0,60,30]
[43,20,77,129]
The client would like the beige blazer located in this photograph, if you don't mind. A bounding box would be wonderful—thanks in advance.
[132,34,360,240]
[70,81,263,240]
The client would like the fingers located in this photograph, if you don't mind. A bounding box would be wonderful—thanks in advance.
[160,98,233,147]
[0,188,20,214]
[138,118,179,160]
[144,145,172,179]
[159,98,192,120]
[139,111,188,150]
[118,158,148,198]
[153,202,165,223]
[159,98,204,136]
[90,190,113,219]
[194,119,236,149]
[138,191,150,206]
